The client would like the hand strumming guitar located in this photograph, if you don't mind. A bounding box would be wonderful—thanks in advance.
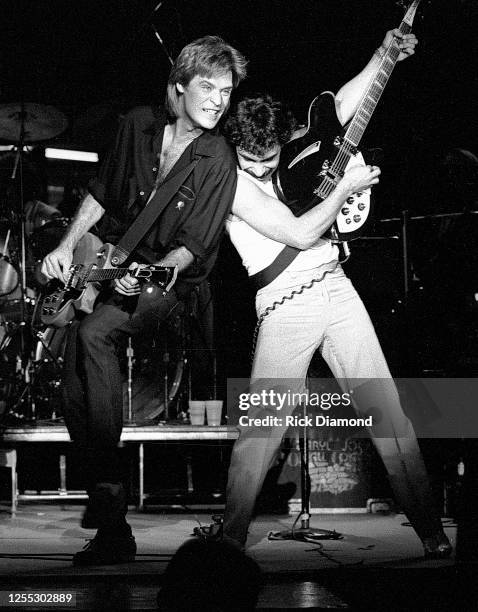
[41,245,74,284]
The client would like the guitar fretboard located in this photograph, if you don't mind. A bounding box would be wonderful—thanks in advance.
[345,20,412,149]
[87,268,129,282]
[316,17,414,202]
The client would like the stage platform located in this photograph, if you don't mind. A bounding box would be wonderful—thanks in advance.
[0,504,461,610]
[0,425,238,513]
[0,424,238,444]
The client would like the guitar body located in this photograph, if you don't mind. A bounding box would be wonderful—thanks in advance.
[40,233,103,327]
[277,92,343,209]
[275,92,372,241]
[276,0,424,241]
[41,236,177,327]
[71,233,106,314]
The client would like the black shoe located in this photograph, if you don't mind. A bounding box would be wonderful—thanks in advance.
[72,532,136,566]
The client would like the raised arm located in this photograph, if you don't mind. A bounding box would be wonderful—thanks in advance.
[232,164,380,249]
[335,28,417,126]
[41,193,105,282]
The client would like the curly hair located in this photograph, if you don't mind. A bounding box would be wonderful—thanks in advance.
[166,36,248,119]
[223,94,297,155]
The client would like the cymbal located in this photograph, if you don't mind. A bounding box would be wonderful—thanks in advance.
[0,103,68,143]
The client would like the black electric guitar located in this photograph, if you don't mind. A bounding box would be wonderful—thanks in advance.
[275,0,422,242]
[40,232,178,328]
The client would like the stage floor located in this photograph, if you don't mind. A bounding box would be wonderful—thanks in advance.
[0,505,463,610]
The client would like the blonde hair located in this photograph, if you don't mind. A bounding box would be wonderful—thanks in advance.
[166,36,247,119]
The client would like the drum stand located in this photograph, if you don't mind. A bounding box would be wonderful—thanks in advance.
[159,285,216,424]
[5,105,38,420]
[125,337,135,423]
[160,301,190,423]
[123,301,188,425]
[0,102,67,422]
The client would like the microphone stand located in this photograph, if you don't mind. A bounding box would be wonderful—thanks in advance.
[151,23,174,66]
[123,1,174,66]
[268,399,342,544]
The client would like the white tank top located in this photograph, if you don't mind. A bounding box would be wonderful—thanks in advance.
[226,170,338,276]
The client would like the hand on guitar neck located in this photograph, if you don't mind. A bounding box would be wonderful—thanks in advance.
[335,26,418,126]
[377,27,418,64]
[114,262,142,296]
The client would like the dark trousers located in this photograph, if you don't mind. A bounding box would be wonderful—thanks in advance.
[62,287,181,488]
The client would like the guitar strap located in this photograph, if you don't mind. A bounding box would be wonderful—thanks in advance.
[111,159,200,266]
[249,245,301,291]
[249,172,301,291]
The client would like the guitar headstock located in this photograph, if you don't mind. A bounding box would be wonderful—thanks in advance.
[134,264,178,294]
[395,0,431,20]
[395,0,432,27]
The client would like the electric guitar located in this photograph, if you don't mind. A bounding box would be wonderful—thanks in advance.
[275,0,422,242]
[40,232,178,328]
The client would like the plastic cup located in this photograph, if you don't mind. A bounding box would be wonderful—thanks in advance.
[188,400,205,425]
[205,400,223,426]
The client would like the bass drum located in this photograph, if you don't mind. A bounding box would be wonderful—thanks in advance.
[121,309,186,423]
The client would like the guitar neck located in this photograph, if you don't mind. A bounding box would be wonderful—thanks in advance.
[314,1,421,203]
[345,16,415,149]
[345,32,405,147]
[87,268,130,282]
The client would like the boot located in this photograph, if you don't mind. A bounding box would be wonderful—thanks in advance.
[73,483,136,566]
[81,487,99,529]
[73,530,136,566]
[80,480,128,529]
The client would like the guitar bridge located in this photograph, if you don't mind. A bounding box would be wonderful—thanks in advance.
[65,264,91,290]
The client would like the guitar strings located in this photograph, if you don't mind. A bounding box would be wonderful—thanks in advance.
[316,18,412,200]
[327,22,409,181]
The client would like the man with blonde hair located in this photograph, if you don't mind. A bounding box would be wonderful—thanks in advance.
[42,35,247,566]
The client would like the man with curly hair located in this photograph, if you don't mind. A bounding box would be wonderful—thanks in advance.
[219,29,452,559]
[224,93,298,181]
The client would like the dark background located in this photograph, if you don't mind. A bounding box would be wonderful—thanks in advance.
[1,0,478,380]
[3,0,477,159]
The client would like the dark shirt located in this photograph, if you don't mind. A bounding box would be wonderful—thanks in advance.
[89,105,237,284]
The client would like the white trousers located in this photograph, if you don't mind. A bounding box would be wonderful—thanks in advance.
[224,265,443,547]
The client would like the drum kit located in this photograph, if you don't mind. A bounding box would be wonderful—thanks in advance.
[0,102,70,422]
